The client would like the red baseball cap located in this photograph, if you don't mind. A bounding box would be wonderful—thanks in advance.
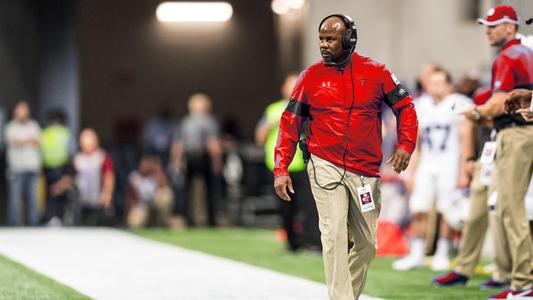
[478,5,519,26]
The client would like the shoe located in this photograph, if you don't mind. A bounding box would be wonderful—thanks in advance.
[392,254,424,271]
[488,289,519,299]
[432,271,468,286]
[431,255,450,271]
[508,288,533,299]
[46,216,62,227]
[480,278,510,290]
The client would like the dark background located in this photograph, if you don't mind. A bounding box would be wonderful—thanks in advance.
[0,0,296,224]
[0,0,285,143]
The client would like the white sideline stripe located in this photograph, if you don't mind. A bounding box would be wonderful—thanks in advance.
[0,228,383,300]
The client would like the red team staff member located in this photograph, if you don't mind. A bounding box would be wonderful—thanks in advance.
[274,14,418,299]
[460,5,533,300]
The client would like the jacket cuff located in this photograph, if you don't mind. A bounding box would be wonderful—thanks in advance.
[397,143,415,155]
[274,169,289,177]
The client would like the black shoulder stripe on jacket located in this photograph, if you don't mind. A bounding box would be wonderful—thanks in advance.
[384,84,409,107]
[286,99,310,117]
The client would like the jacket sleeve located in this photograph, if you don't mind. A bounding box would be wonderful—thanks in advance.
[381,67,418,154]
[273,72,310,177]
[491,55,515,92]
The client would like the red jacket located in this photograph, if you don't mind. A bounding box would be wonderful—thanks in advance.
[274,52,418,177]
[490,39,533,130]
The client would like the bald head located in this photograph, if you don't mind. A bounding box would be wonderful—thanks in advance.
[319,16,347,33]
[319,16,348,64]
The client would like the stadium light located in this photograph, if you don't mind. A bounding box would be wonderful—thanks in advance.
[156,2,233,23]
[271,0,290,15]
[271,0,305,15]
[287,0,305,10]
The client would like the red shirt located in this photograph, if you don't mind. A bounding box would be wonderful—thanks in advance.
[491,39,533,92]
[274,52,418,177]
[491,39,533,130]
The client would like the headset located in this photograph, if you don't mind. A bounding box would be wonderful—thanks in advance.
[318,14,358,68]
[301,14,358,191]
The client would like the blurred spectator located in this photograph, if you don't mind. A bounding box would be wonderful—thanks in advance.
[171,93,223,226]
[393,68,473,271]
[255,73,321,252]
[4,101,42,226]
[42,110,75,226]
[126,155,174,229]
[142,108,177,169]
[73,128,115,225]
[433,85,515,288]
[402,63,441,193]
[412,63,441,98]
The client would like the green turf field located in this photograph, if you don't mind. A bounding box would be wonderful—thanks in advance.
[0,254,88,300]
[135,228,497,300]
[0,228,499,299]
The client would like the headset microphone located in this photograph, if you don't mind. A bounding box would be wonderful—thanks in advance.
[324,44,356,69]
[526,18,533,25]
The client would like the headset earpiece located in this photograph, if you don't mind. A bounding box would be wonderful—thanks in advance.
[341,15,357,50]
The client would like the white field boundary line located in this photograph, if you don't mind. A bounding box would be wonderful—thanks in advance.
[0,228,384,300]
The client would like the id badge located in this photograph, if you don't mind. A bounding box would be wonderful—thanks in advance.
[479,163,494,186]
[480,142,497,164]
[357,184,375,213]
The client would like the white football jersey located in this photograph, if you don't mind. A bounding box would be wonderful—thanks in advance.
[415,93,472,166]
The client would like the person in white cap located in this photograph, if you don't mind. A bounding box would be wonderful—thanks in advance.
[461,5,533,300]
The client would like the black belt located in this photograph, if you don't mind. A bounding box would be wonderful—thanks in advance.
[496,120,533,131]
[494,111,533,132]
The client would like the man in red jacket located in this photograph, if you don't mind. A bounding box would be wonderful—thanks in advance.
[274,14,418,299]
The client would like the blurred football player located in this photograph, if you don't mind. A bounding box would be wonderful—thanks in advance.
[393,68,473,271]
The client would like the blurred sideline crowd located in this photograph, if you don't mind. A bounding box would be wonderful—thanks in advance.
[0,94,235,230]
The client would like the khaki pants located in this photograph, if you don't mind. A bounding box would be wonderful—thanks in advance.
[307,155,380,300]
[495,126,533,290]
[455,161,511,281]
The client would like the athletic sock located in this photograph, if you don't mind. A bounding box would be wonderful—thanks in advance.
[435,238,450,259]
[410,238,425,260]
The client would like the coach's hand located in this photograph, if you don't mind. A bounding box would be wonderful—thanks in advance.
[516,108,533,121]
[387,147,411,174]
[274,175,294,201]
[505,89,532,114]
